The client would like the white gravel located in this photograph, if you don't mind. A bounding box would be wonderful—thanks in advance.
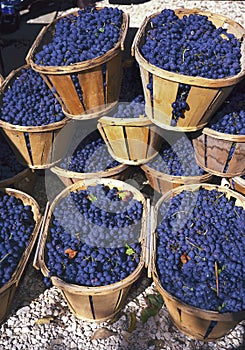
[0,1,245,349]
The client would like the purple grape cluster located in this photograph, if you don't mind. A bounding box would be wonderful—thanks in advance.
[0,192,36,287]
[141,9,242,126]
[34,7,123,66]
[112,94,146,118]
[44,184,143,287]
[0,133,25,181]
[147,136,205,176]
[208,88,245,135]
[156,187,244,313]
[59,131,120,173]
[0,68,66,126]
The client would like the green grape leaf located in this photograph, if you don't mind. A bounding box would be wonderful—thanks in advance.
[125,243,135,256]
[88,193,97,202]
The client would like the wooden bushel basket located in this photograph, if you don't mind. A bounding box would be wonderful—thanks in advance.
[132,9,245,132]
[193,127,245,177]
[141,163,212,195]
[35,178,147,322]
[97,116,163,165]
[230,176,245,195]
[0,188,41,324]
[26,9,129,120]
[150,183,245,342]
[0,66,71,169]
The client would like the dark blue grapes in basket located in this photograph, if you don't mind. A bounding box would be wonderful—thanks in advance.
[45,184,143,287]
[59,131,119,172]
[0,192,35,288]
[156,187,245,313]
[0,68,66,126]
[0,133,25,180]
[112,94,146,119]
[147,136,205,176]
[34,7,123,66]
[208,88,245,135]
[141,9,242,125]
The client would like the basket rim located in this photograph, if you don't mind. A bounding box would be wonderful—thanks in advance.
[150,182,245,321]
[26,8,129,74]
[0,167,30,187]
[133,8,245,88]
[232,175,245,185]
[202,126,245,142]
[37,178,147,294]
[141,163,213,182]
[50,162,128,179]
[98,115,151,126]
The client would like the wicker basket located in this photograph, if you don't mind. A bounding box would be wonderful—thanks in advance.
[150,183,245,342]
[193,127,245,177]
[132,9,245,132]
[97,116,163,165]
[0,188,41,324]
[230,176,245,195]
[35,178,147,322]
[26,9,129,120]
[141,163,212,195]
[0,66,71,169]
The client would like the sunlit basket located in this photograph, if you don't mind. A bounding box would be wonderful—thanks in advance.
[0,188,41,324]
[35,178,147,322]
[193,127,245,177]
[0,66,71,169]
[97,116,163,165]
[150,183,245,341]
[26,8,129,120]
[132,9,245,132]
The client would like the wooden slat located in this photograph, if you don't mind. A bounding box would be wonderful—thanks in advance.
[153,76,178,125]
[125,126,149,161]
[226,143,245,175]
[92,291,121,319]
[146,127,162,158]
[28,131,53,166]
[99,125,128,160]
[193,134,206,168]
[78,67,104,111]
[48,74,85,115]
[139,66,152,118]
[106,53,122,104]
[206,136,231,173]
[178,86,218,127]
[63,292,94,320]
[2,129,31,165]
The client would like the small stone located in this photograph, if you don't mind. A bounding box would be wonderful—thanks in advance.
[21,326,30,334]
[6,329,13,337]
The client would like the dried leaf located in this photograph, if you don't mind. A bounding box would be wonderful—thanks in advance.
[91,327,117,341]
[180,252,190,264]
[118,190,132,201]
[64,248,78,259]
[127,312,137,333]
[35,316,54,325]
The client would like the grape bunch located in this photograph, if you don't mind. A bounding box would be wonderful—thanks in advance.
[146,136,205,176]
[208,88,245,135]
[141,9,242,125]
[59,131,120,173]
[44,184,143,287]
[0,133,25,181]
[0,68,66,126]
[156,187,244,313]
[0,192,36,287]
[34,7,123,66]
[112,94,146,119]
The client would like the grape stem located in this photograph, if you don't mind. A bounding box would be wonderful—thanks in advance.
[214,261,219,297]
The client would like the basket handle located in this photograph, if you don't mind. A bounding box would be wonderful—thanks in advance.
[33,202,50,270]
[120,13,130,51]
[0,74,3,87]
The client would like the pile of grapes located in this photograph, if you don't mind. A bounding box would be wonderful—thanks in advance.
[34,7,123,66]
[0,68,65,126]
[156,187,244,313]
[0,133,25,181]
[146,136,205,176]
[59,131,120,173]
[0,192,36,288]
[208,88,245,135]
[112,94,146,119]
[140,9,242,125]
[45,184,143,287]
